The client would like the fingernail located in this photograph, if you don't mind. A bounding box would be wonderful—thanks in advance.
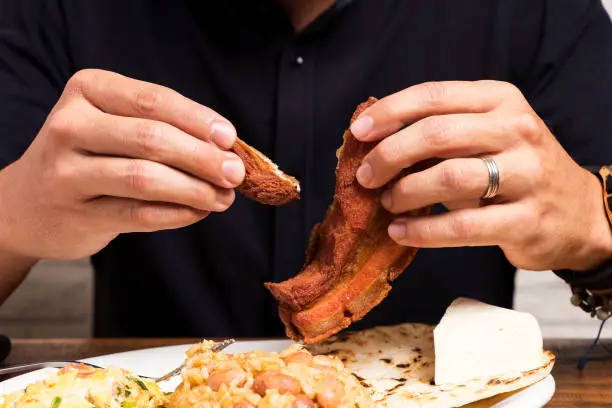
[211,121,236,149]
[222,157,245,186]
[351,116,374,140]
[389,220,407,240]
[381,190,393,209]
[356,162,373,186]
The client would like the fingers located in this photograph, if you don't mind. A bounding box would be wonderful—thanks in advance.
[382,146,542,213]
[77,157,235,213]
[92,196,210,233]
[351,80,522,142]
[77,113,245,188]
[381,158,494,213]
[65,69,237,149]
[357,113,516,188]
[388,202,532,248]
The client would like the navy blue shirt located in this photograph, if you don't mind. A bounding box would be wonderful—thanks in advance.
[1,0,612,337]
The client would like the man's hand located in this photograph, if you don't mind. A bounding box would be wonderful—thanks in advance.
[0,69,245,261]
[351,81,612,271]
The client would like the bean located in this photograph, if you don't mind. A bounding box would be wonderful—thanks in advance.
[283,351,314,366]
[293,395,316,408]
[253,372,302,396]
[206,368,247,391]
[316,377,345,408]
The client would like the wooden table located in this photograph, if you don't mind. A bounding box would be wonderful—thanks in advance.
[2,338,612,407]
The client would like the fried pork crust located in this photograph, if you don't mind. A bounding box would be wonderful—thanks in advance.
[266,98,433,344]
[232,138,300,205]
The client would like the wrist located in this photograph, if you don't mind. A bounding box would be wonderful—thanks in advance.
[0,163,39,266]
[0,245,38,305]
[0,168,39,304]
[554,165,612,289]
[0,210,39,304]
[576,168,612,271]
[554,165,612,321]
[0,242,39,271]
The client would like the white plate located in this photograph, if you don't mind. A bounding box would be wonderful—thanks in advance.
[0,340,555,407]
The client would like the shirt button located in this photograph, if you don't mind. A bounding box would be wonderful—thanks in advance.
[294,56,305,66]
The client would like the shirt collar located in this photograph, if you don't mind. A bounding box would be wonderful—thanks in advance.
[299,0,358,35]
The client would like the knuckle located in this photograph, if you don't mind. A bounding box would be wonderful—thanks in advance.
[420,116,451,148]
[394,177,411,198]
[373,139,400,169]
[438,163,464,191]
[391,178,417,213]
[450,213,477,241]
[514,112,541,142]
[133,85,163,115]
[189,185,212,207]
[129,205,157,229]
[420,81,447,107]
[66,69,101,95]
[376,98,401,121]
[191,142,220,173]
[134,121,164,158]
[46,111,79,143]
[124,162,151,193]
[181,100,209,127]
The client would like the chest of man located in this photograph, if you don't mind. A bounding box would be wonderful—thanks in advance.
[73,0,522,336]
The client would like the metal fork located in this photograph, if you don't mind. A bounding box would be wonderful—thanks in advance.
[0,339,235,383]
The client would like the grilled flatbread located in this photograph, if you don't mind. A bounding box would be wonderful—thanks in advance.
[308,299,555,408]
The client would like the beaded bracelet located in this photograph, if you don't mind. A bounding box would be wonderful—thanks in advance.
[556,165,612,318]
[557,166,612,369]
[569,286,612,321]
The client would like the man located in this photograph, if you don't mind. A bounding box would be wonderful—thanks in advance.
[0,0,611,338]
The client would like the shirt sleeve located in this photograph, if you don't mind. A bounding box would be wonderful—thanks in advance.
[0,0,71,167]
[517,0,612,166]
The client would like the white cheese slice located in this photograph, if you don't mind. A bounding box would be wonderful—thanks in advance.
[433,297,544,385]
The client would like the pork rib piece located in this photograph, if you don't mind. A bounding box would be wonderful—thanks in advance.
[231,138,300,206]
[266,98,432,344]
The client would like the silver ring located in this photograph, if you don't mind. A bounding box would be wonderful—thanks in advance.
[481,157,500,200]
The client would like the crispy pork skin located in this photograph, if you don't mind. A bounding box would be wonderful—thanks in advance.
[231,138,300,206]
[266,98,431,344]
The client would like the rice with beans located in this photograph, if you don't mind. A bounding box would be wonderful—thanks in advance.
[169,341,373,408]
